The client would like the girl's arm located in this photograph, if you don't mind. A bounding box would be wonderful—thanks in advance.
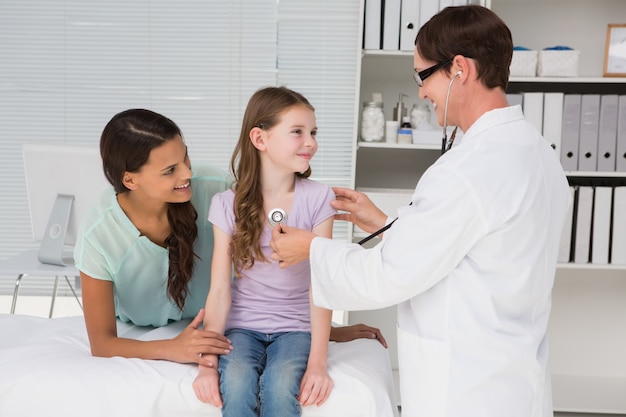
[81,272,230,366]
[299,216,334,406]
[192,225,233,406]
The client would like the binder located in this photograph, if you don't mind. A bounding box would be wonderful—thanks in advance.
[522,92,543,134]
[382,0,401,51]
[399,0,420,51]
[439,0,455,9]
[577,94,601,172]
[597,95,619,172]
[506,93,523,108]
[591,187,612,264]
[419,0,439,30]
[573,186,593,264]
[560,94,582,172]
[557,186,576,263]
[616,95,626,172]
[542,92,564,154]
[363,0,382,50]
[612,186,626,264]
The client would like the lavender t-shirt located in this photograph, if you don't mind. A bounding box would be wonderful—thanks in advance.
[208,177,336,333]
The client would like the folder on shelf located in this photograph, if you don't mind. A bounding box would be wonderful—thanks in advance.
[560,94,582,172]
[507,93,523,108]
[543,92,564,154]
[616,95,626,172]
[612,186,626,265]
[399,0,420,51]
[439,0,456,9]
[557,186,576,263]
[573,186,593,264]
[597,95,619,172]
[591,186,612,265]
[363,0,382,50]
[382,0,401,51]
[577,94,601,172]
[522,92,544,135]
[419,0,439,30]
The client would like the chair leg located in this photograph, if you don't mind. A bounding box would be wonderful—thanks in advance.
[63,275,83,311]
[10,273,28,314]
[49,275,60,318]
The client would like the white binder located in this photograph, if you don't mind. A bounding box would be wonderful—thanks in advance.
[522,92,544,134]
[363,0,382,50]
[616,95,626,172]
[560,94,582,172]
[573,186,593,264]
[399,0,420,51]
[597,95,619,172]
[591,187,612,264]
[557,186,576,263]
[577,94,601,172]
[382,0,401,51]
[419,0,439,30]
[612,186,626,264]
[543,92,564,154]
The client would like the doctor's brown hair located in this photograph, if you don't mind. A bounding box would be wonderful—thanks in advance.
[415,5,513,90]
[229,86,314,276]
[99,109,198,311]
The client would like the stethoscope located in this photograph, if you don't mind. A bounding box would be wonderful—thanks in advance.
[358,72,461,246]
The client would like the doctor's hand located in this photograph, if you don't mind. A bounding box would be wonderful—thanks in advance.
[269,224,315,268]
[331,187,388,234]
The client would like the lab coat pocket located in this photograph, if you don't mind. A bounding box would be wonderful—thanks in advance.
[397,325,450,417]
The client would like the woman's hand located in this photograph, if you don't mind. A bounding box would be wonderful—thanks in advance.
[330,323,388,348]
[167,309,232,367]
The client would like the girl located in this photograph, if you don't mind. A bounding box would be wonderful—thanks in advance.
[193,87,335,415]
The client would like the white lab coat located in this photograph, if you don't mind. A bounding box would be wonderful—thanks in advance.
[310,106,572,417]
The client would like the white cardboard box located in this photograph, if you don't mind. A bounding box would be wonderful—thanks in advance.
[510,50,538,77]
[537,50,580,77]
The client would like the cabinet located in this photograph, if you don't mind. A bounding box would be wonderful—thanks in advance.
[349,0,626,413]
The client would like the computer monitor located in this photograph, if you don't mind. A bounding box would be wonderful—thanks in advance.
[23,143,110,266]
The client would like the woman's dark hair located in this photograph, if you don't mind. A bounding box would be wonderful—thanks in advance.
[415,5,513,90]
[100,108,198,311]
[230,86,314,276]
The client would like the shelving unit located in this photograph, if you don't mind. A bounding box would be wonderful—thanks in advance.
[349,0,626,413]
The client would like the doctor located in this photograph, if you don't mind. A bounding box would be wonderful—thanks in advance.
[270,5,571,417]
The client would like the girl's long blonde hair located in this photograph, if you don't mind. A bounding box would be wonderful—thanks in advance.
[230,86,314,276]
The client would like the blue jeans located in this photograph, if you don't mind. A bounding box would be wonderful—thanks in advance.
[218,328,311,417]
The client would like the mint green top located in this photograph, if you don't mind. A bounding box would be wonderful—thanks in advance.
[74,164,230,327]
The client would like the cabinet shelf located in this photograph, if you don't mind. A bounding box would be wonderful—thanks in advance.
[557,262,626,271]
[357,141,440,151]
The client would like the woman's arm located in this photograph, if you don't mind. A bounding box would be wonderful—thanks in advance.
[81,272,231,366]
[299,216,334,406]
[192,226,233,406]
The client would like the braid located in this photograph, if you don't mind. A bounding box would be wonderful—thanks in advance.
[164,200,198,311]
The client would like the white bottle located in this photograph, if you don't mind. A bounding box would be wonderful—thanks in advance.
[360,100,385,142]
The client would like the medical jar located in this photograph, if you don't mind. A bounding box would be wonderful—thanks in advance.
[410,103,431,129]
[360,101,385,142]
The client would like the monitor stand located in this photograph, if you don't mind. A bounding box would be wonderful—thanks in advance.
[38,194,74,267]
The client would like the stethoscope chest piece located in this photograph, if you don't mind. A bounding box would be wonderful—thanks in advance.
[268,208,288,227]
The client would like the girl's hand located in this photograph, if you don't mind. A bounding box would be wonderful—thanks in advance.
[298,363,333,407]
[192,365,223,407]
